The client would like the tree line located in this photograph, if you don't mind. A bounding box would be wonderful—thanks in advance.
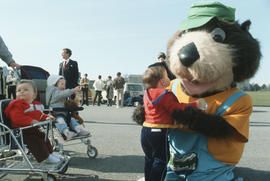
[241,83,270,91]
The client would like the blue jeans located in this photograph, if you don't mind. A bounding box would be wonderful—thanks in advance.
[141,127,169,181]
[55,115,80,133]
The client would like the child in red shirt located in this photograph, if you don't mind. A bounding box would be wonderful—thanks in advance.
[140,62,207,181]
[5,79,61,164]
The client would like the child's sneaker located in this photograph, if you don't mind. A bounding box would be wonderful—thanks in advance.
[45,154,61,164]
[65,131,77,140]
[77,129,90,137]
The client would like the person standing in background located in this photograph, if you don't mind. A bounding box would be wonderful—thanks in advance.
[59,48,79,99]
[0,67,6,100]
[157,52,166,62]
[0,35,20,69]
[113,72,125,108]
[6,70,17,99]
[93,75,104,106]
[157,52,176,80]
[106,76,114,106]
[80,73,90,106]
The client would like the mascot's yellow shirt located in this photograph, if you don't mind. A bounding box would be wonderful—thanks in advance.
[168,80,252,165]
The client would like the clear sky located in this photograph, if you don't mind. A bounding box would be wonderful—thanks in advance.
[0,0,269,85]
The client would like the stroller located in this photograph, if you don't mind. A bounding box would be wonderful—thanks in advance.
[0,98,69,181]
[18,65,98,159]
[0,65,97,180]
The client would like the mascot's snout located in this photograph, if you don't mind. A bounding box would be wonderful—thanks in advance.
[178,42,200,67]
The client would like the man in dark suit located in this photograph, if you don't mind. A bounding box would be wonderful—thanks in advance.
[59,48,79,99]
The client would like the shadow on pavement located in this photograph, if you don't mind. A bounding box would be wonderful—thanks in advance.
[252,110,268,113]
[250,121,270,127]
[57,174,121,181]
[234,167,270,181]
[84,120,137,126]
[23,173,120,181]
[70,155,144,173]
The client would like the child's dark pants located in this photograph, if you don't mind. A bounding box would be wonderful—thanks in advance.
[141,127,169,181]
[23,127,53,162]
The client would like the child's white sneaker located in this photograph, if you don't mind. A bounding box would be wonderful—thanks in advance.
[77,129,90,136]
[45,154,60,164]
[65,131,77,140]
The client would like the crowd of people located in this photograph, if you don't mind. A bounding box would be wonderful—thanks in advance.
[0,37,135,109]
[1,34,165,109]
[57,48,128,108]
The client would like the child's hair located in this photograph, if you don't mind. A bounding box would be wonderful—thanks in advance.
[55,78,64,86]
[143,64,166,89]
[17,79,37,94]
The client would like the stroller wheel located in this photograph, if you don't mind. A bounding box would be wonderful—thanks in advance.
[58,163,69,174]
[87,146,98,159]
[41,173,57,181]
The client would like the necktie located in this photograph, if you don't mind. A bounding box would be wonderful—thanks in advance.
[0,74,3,94]
[63,61,67,69]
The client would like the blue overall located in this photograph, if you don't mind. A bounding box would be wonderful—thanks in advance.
[165,79,245,181]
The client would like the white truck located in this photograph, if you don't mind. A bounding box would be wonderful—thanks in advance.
[101,74,144,105]
[124,74,144,96]
[122,74,144,106]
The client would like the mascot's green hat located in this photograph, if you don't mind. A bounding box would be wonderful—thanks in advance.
[179,1,235,30]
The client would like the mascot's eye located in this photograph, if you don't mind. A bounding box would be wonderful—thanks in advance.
[211,28,226,43]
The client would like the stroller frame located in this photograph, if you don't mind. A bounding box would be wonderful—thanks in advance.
[0,99,70,181]
[50,107,98,159]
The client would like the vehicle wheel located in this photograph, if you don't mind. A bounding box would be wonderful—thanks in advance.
[87,146,98,159]
[41,174,57,181]
[58,163,68,174]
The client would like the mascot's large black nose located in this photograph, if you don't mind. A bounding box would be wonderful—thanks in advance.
[178,42,200,67]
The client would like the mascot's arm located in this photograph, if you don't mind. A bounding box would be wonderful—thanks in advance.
[172,106,235,138]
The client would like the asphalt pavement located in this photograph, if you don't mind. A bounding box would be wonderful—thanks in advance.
[1,105,270,181]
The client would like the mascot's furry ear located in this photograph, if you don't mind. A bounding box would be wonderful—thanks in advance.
[132,105,145,125]
[240,20,251,32]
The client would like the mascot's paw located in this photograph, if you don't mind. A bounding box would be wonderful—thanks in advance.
[132,104,145,125]
[173,106,235,138]
[172,106,195,124]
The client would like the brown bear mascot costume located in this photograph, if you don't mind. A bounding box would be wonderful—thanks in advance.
[166,2,261,180]
[133,1,261,181]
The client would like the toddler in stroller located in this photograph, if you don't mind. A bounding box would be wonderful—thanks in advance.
[46,75,90,140]
[4,79,62,164]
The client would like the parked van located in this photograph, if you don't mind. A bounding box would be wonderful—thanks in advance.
[124,82,144,97]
